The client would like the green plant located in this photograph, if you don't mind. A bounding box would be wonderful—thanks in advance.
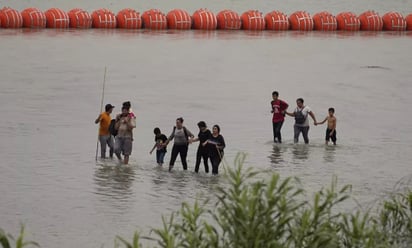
[0,225,39,248]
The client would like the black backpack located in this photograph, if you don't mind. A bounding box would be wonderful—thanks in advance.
[295,109,307,124]
[109,119,118,137]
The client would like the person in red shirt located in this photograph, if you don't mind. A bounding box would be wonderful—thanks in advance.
[271,91,289,143]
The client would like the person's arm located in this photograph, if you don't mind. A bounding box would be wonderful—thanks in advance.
[217,135,226,150]
[285,110,295,117]
[165,128,175,146]
[309,111,317,125]
[95,114,101,124]
[316,117,328,125]
[127,117,136,129]
[149,143,157,154]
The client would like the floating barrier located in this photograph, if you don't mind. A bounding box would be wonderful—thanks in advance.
[167,9,191,30]
[68,9,92,29]
[142,9,167,30]
[192,9,217,30]
[117,8,141,29]
[336,12,360,31]
[359,10,383,31]
[45,8,69,28]
[216,10,241,30]
[0,7,23,28]
[0,7,411,31]
[265,11,289,31]
[312,11,337,31]
[241,10,265,30]
[382,12,406,31]
[21,7,46,28]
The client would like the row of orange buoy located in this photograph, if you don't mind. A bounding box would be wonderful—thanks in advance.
[1,7,412,31]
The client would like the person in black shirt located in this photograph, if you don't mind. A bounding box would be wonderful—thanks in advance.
[203,124,226,175]
[191,121,212,173]
[150,127,168,166]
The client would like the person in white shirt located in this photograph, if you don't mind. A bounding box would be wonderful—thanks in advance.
[286,98,317,144]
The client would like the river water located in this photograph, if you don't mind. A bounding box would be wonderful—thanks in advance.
[1,0,412,247]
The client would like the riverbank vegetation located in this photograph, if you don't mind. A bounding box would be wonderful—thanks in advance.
[1,153,411,247]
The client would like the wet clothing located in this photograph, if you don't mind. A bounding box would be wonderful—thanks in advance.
[325,128,337,143]
[114,114,136,157]
[294,125,310,144]
[99,135,114,158]
[207,134,226,175]
[272,121,284,143]
[155,134,168,164]
[168,126,194,170]
[294,106,311,127]
[271,99,288,143]
[115,136,133,156]
[195,129,212,173]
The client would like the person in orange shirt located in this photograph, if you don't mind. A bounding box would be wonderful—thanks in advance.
[95,104,115,159]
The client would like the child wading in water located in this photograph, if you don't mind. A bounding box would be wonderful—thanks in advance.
[316,107,337,145]
[150,127,168,166]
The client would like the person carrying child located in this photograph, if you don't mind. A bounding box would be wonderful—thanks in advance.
[150,127,168,166]
[316,107,337,145]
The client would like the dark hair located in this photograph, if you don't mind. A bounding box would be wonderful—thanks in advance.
[328,107,335,113]
[197,121,206,128]
[154,127,161,135]
[176,117,184,123]
[272,91,279,97]
[213,124,220,133]
[296,98,304,104]
[122,101,131,110]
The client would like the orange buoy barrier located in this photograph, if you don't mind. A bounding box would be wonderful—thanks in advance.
[141,9,167,30]
[167,9,191,30]
[91,9,116,28]
[68,8,92,28]
[21,7,46,28]
[359,10,383,31]
[216,10,241,30]
[336,12,360,31]
[312,11,337,31]
[382,12,406,31]
[265,11,289,31]
[241,10,265,30]
[0,7,23,28]
[406,14,412,31]
[45,8,69,28]
[117,8,141,29]
[289,11,313,31]
[192,9,217,30]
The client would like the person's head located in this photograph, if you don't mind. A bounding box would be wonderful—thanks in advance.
[296,98,304,108]
[272,91,279,100]
[154,127,161,135]
[328,107,335,116]
[122,101,131,110]
[105,104,115,113]
[212,124,220,135]
[121,106,129,115]
[176,117,184,128]
[197,121,207,130]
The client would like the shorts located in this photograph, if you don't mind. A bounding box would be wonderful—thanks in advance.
[325,128,337,143]
[115,136,133,156]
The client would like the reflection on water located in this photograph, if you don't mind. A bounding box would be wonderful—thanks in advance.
[323,145,337,163]
[291,144,310,162]
[269,144,286,165]
[93,163,136,205]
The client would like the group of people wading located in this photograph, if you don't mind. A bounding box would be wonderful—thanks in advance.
[271,91,337,145]
[95,101,226,175]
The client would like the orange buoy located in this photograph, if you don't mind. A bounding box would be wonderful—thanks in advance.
[117,8,141,29]
[216,9,241,30]
[45,8,69,28]
[141,9,167,30]
[265,11,289,31]
[336,12,360,31]
[192,9,217,30]
[91,9,116,28]
[406,14,412,31]
[167,9,191,30]
[0,7,23,28]
[312,11,337,31]
[382,12,406,31]
[21,7,46,28]
[241,10,265,30]
[289,11,313,31]
[68,8,92,28]
[359,10,383,31]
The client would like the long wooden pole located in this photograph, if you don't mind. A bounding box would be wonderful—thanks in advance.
[95,67,107,161]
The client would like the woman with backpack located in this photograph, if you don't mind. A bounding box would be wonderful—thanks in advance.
[165,117,194,172]
[286,98,317,144]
